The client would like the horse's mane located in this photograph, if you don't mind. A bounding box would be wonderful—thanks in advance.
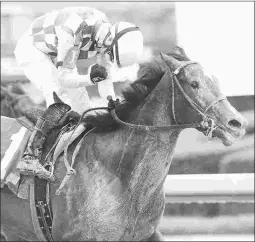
[81,46,190,132]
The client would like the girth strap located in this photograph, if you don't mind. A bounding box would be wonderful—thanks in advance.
[30,176,53,241]
[30,123,72,242]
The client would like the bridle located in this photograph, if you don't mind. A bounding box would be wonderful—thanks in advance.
[170,61,226,136]
[107,61,227,137]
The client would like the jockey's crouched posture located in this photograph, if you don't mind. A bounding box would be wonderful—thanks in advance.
[12,6,144,180]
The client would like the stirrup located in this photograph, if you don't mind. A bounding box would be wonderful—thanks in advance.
[16,154,55,182]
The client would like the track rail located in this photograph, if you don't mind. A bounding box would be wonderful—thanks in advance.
[164,173,254,203]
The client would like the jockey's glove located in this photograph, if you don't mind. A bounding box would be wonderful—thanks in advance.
[90,64,108,84]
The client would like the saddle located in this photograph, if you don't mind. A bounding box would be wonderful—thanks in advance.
[2,101,85,187]
[2,101,89,241]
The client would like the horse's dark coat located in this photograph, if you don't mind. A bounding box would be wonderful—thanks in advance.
[1,46,247,241]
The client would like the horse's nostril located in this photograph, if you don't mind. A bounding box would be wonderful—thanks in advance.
[228,119,242,128]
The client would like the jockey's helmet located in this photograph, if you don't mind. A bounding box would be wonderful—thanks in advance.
[104,22,144,68]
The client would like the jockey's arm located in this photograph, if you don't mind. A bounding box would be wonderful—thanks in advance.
[56,30,92,88]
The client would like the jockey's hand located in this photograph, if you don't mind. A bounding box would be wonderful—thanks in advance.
[90,64,108,84]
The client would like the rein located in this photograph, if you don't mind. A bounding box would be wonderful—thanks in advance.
[66,61,226,138]
[107,61,226,137]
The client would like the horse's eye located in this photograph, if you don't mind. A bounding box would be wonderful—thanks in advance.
[191,81,199,89]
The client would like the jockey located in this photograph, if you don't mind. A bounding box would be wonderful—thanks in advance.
[13,6,144,179]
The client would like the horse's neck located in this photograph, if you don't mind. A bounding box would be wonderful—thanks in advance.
[98,75,181,190]
[127,80,180,175]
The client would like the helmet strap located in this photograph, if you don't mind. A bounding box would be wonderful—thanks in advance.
[104,23,139,68]
[101,30,111,47]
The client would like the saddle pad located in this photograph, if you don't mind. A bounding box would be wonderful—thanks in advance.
[1,116,31,198]
[1,116,24,161]
[1,117,31,176]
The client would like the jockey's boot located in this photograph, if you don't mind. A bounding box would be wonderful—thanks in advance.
[16,103,71,181]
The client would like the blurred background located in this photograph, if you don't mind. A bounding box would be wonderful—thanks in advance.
[1,2,254,241]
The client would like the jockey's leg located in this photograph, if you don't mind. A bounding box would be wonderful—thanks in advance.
[14,29,59,108]
[22,58,59,108]
[16,102,71,181]
[13,32,88,180]
[14,36,70,180]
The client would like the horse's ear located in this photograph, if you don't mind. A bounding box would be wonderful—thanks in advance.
[53,91,64,103]
[159,51,181,72]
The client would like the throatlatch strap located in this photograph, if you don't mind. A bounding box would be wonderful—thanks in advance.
[102,30,111,47]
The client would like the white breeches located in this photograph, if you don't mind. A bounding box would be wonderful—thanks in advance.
[14,30,101,114]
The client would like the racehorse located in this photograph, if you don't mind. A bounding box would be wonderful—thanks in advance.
[1,47,247,241]
[1,83,45,118]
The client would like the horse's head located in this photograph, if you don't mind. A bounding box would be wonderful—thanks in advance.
[1,84,24,103]
[1,83,45,118]
[159,47,248,146]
